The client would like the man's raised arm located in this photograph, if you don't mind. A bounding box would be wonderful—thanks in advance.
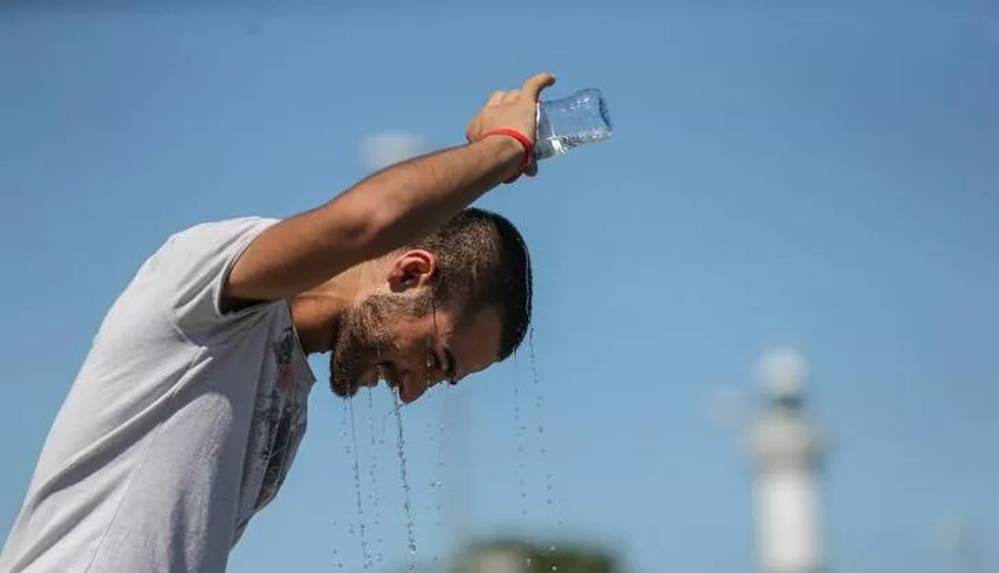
[223,72,555,306]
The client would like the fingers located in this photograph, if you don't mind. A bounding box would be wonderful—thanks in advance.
[521,72,556,101]
[486,73,556,106]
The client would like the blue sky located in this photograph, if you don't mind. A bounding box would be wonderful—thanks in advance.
[2,2,998,572]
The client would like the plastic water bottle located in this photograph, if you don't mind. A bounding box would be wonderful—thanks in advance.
[535,89,612,160]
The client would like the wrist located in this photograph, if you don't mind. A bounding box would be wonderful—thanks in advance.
[479,134,524,177]
[479,129,534,183]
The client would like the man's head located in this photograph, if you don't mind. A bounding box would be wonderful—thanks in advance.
[329,208,532,403]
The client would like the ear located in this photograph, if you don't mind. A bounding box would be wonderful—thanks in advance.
[386,249,437,293]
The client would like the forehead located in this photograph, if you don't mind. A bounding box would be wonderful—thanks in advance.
[441,305,503,379]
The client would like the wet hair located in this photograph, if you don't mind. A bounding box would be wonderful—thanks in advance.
[407,208,532,361]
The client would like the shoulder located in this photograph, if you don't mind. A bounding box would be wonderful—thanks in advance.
[154,217,283,340]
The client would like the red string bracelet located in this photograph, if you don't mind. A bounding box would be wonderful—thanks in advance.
[481,128,534,182]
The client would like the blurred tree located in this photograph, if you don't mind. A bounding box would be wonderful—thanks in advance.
[451,538,619,573]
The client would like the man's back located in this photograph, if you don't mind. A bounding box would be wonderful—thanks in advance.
[1,218,315,573]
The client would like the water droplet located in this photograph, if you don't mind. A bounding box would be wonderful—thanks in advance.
[364,388,385,564]
[529,330,563,544]
[392,389,418,570]
[549,544,557,552]
[551,566,558,571]
[345,396,372,567]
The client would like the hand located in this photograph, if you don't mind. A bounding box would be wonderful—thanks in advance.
[466,72,557,178]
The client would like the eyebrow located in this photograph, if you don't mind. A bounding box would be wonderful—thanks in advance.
[443,346,458,382]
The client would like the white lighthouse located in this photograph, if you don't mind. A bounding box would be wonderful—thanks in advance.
[750,350,825,573]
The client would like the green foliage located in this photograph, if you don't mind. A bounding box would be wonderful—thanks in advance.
[452,537,619,573]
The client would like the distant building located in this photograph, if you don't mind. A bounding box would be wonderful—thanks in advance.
[750,350,825,573]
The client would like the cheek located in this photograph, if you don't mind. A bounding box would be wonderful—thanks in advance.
[376,325,417,365]
[394,316,433,348]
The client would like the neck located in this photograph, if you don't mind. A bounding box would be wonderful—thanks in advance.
[291,263,378,354]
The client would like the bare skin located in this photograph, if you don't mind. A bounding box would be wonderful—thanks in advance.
[222,72,557,404]
[288,250,503,404]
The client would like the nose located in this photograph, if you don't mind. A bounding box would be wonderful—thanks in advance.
[402,388,424,404]
[399,371,431,404]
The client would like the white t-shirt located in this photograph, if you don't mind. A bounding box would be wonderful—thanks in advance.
[0,218,317,573]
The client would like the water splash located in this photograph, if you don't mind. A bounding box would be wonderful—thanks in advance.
[335,405,354,569]
[391,387,418,571]
[427,383,447,566]
[346,395,372,569]
[513,372,529,520]
[512,350,537,567]
[529,328,563,562]
[334,408,350,570]
[365,387,385,564]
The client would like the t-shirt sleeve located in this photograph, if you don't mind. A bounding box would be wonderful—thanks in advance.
[155,216,282,340]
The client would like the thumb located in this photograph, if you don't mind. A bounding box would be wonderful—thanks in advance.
[521,72,557,101]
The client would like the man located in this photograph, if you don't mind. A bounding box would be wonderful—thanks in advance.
[1,72,556,573]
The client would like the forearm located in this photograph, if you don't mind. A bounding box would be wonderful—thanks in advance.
[334,135,523,259]
[227,136,522,302]
[223,72,555,305]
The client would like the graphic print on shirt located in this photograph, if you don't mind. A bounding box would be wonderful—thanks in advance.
[233,326,307,540]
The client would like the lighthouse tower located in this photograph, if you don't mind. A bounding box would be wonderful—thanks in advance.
[750,350,825,573]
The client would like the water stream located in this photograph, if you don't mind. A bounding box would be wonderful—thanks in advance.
[391,388,418,571]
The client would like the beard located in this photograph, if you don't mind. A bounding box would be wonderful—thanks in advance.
[328,291,431,398]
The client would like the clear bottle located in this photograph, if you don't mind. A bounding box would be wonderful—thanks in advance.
[535,89,612,160]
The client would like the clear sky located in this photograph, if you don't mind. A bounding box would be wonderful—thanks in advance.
[2,1,998,572]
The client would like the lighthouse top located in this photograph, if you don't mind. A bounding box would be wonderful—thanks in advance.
[758,348,808,402]
[752,348,823,468]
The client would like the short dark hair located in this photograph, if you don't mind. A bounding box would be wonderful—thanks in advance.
[409,208,532,361]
